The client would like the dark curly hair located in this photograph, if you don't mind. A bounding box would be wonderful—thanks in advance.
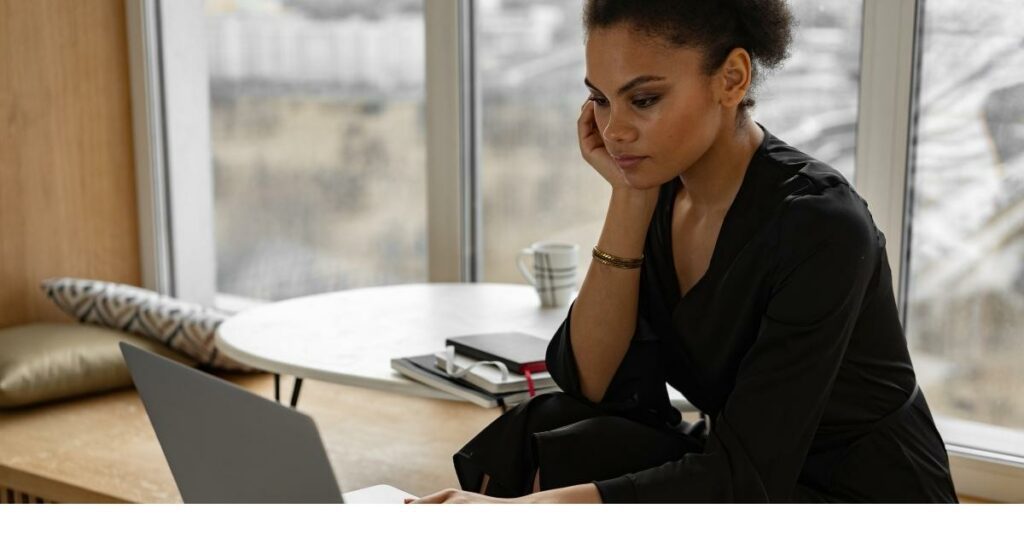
[583,0,795,115]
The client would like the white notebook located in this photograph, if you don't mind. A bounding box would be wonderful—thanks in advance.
[343,484,417,504]
[435,351,556,394]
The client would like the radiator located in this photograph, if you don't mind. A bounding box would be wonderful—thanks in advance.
[0,486,51,504]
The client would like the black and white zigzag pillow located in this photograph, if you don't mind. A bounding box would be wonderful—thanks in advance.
[41,277,253,372]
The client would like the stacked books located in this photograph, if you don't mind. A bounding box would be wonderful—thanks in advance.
[391,332,561,409]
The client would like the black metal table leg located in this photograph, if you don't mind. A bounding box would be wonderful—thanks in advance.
[272,374,303,407]
[289,377,304,408]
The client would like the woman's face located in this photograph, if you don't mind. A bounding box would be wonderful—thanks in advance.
[585,24,724,189]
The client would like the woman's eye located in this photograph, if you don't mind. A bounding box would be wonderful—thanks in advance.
[587,95,658,108]
[633,96,659,108]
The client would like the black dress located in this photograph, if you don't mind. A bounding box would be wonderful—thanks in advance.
[453,125,959,503]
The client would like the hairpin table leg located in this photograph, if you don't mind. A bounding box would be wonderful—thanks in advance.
[274,374,281,403]
[289,378,304,408]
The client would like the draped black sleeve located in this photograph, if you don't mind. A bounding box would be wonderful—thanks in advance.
[545,300,681,430]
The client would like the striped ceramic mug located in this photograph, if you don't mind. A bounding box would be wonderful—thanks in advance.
[516,241,579,307]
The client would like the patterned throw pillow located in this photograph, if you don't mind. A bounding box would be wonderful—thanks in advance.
[40,277,253,371]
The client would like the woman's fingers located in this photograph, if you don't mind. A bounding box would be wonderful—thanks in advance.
[406,488,456,504]
[405,488,510,504]
[577,99,600,154]
[577,99,625,187]
[577,100,608,163]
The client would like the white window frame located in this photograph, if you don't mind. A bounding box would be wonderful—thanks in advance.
[126,0,1024,501]
[424,0,480,282]
[126,0,216,304]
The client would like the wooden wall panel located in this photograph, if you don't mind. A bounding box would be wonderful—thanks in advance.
[0,0,141,328]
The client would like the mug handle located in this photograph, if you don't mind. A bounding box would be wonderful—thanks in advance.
[516,248,536,286]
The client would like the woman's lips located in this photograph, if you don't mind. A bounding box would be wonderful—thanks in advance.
[614,155,646,169]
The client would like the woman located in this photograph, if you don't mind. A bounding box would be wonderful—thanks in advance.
[410,0,958,503]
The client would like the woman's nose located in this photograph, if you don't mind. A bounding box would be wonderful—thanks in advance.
[602,108,637,144]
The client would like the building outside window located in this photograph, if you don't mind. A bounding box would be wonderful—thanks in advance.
[205,0,428,303]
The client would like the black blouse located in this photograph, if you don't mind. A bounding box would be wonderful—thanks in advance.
[545,125,958,502]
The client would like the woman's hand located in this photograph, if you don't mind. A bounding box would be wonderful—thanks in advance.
[405,483,602,504]
[578,99,631,189]
[404,488,519,504]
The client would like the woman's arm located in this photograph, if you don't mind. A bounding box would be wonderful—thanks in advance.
[568,99,661,404]
[570,188,659,404]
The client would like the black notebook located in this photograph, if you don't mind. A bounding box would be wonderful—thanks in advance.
[444,332,550,375]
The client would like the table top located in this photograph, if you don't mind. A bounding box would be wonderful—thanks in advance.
[216,282,693,410]
[216,283,572,400]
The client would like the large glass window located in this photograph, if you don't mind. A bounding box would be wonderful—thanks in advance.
[476,0,863,284]
[475,0,599,285]
[205,0,427,303]
[751,0,862,183]
[905,0,1024,435]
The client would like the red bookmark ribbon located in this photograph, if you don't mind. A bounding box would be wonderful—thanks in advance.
[522,365,539,397]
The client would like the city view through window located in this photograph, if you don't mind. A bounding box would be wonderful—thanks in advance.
[204,0,1022,434]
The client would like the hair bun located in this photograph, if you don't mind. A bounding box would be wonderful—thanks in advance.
[728,0,795,70]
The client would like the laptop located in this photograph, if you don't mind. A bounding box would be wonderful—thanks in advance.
[120,342,417,503]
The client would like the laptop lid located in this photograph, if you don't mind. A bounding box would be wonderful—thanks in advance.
[120,342,344,503]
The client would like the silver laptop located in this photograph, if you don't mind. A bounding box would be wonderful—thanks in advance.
[120,342,416,503]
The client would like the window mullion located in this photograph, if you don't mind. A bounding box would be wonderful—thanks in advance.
[852,0,920,319]
[425,0,476,282]
[126,0,173,296]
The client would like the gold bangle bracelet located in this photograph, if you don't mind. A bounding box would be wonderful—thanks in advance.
[592,245,644,269]
[593,255,641,269]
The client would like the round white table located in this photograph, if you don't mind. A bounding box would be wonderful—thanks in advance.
[215,282,693,411]
[215,283,572,403]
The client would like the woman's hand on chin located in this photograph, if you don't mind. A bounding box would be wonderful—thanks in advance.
[579,99,629,189]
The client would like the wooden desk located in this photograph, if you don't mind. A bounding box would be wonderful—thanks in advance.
[0,374,501,503]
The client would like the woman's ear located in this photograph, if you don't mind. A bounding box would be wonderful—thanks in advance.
[715,47,753,109]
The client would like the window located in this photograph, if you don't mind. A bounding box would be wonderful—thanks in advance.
[476,0,863,284]
[752,0,862,183]
[204,0,428,303]
[137,0,1024,499]
[905,0,1024,442]
[475,0,599,284]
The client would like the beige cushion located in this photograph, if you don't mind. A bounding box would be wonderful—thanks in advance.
[0,322,195,408]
